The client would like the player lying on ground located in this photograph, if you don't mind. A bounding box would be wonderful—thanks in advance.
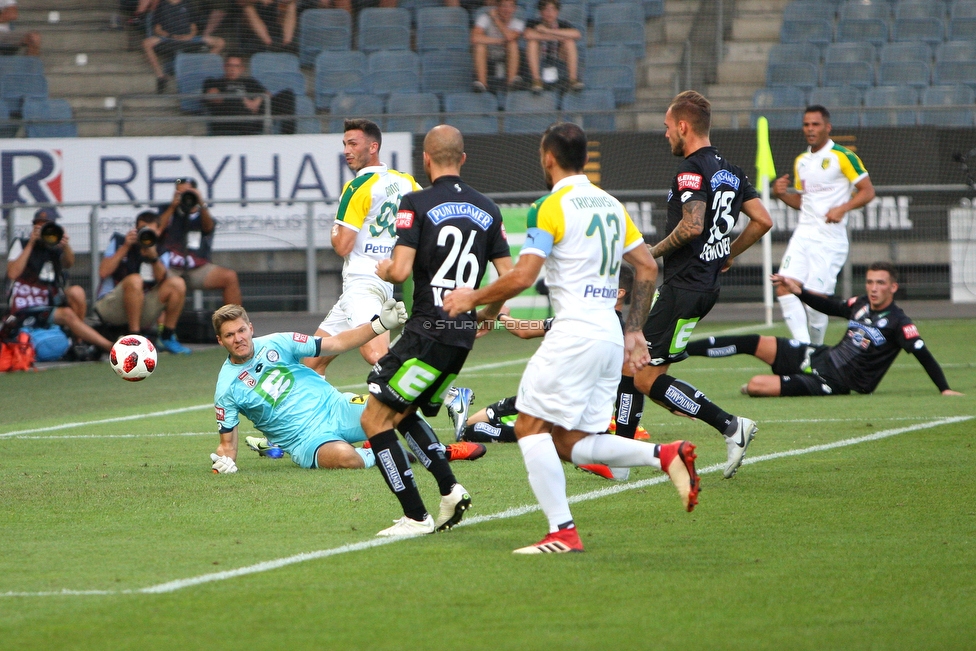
[209,302,486,474]
[686,262,963,398]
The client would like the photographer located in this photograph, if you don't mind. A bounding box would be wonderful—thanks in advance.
[5,208,113,357]
[94,211,192,354]
[158,178,241,306]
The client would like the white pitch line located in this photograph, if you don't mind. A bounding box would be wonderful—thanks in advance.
[2,415,969,599]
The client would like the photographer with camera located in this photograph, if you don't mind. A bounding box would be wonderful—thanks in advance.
[4,208,114,358]
[158,178,241,306]
[94,210,192,354]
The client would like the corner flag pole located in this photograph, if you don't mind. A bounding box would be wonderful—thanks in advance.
[756,117,776,327]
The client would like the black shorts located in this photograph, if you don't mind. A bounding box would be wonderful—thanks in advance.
[367,329,470,417]
[773,339,850,396]
[485,396,518,427]
[642,284,719,365]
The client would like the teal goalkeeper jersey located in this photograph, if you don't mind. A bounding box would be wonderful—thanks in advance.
[213,333,347,450]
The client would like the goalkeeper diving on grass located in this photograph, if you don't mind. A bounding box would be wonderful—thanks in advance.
[209,302,486,474]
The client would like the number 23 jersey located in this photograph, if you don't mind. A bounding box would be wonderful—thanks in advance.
[664,145,759,291]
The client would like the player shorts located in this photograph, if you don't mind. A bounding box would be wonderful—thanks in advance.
[516,331,622,432]
[367,329,469,417]
[778,234,848,295]
[643,284,719,365]
[94,283,166,330]
[318,278,392,335]
[167,264,214,293]
[771,338,851,397]
[287,393,369,468]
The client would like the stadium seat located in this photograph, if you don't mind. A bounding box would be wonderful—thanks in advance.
[174,52,223,113]
[766,62,819,90]
[642,0,664,19]
[585,44,637,67]
[0,73,48,114]
[895,1,947,20]
[809,86,863,127]
[782,1,834,23]
[250,52,306,95]
[879,42,932,63]
[949,2,976,39]
[561,89,615,131]
[892,17,945,44]
[357,8,412,52]
[934,41,976,87]
[592,4,646,57]
[386,93,441,133]
[368,51,421,96]
[421,51,474,96]
[299,9,352,67]
[839,1,891,21]
[768,43,823,66]
[585,63,636,105]
[752,86,806,129]
[919,84,975,126]
[823,43,876,88]
[315,50,367,109]
[836,18,890,45]
[825,42,876,64]
[557,2,587,29]
[23,98,76,138]
[780,19,833,46]
[328,93,383,132]
[0,98,16,137]
[0,55,43,77]
[503,91,559,133]
[416,8,470,52]
[878,60,930,88]
[862,85,918,126]
[443,92,500,134]
[293,94,321,134]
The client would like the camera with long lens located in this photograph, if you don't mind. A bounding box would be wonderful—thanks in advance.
[137,226,158,248]
[39,222,64,248]
[179,191,199,213]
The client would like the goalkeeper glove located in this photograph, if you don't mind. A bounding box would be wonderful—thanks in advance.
[210,453,238,474]
[371,298,407,334]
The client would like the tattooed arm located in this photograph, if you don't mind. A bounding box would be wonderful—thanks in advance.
[649,200,705,259]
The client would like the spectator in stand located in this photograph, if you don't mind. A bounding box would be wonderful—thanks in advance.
[523,0,583,93]
[0,0,41,56]
[471,0,525,92]
[203,54,267,135]
[95,211,191,354]
[238,0,298,55]
[198,0,234,39]
[6,209,114,357]
[143,0,226,94]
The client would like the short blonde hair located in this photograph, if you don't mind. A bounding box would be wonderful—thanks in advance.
[212,304,250,336]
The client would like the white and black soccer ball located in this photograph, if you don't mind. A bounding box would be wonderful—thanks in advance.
[110,335,157,381]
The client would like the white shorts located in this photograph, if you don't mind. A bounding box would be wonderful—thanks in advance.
[318,278,392,335]
[516,331,622,433]
[778,235,848,295]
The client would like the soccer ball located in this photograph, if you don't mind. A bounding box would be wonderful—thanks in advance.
[110,335,157,381]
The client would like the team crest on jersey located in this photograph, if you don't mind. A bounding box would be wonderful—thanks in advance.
[821,158,830,170]
[292,333,308,343]
[237,370,257,388]
[902,324,919,339]
[710,169,740,191]
[396,210,414,229]
[215,406,225,421]
[267,350,279,362]
[676,173,702,191]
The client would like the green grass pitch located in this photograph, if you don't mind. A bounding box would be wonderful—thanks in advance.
[1,318,974,650]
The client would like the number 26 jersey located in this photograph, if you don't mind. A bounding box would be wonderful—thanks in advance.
[664,145,759,292]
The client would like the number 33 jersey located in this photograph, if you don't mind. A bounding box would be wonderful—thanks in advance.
[521,174,645,345]
[664,146,759,291]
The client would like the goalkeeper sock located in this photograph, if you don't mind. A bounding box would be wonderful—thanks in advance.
[649,375,735,435]
[806,307,829,346]
[686,334,761,358]
[614,375,644,439]
[398,413,456,496]
[777,293,811,343]
[370,429,427,522]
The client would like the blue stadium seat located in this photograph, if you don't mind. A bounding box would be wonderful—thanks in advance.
[174,52,223,113]
[895,1,947,20]
[951,0,976,18]
[766,62,819,89]
[949,3,976,39]
[879,42,932,63]
[878,60,930,87]
[585,44,637,67]
[825,41,876,63]
[0,98,17,137]
[299,9,352,68]
[0,56,44,76]
[0,73,48,114]
[809,86,863,127]
[781,19,833,46]
[357,8,412,52]
[328,93,384,132]
[557,2,587,29]
[561,89,615,131]
[585,63,636,104]
[934,40,976,87]
[642,0,664,19]
[862,85,917,126]
[421,51,474,96]
[823,42,876,88]
[23,98,76,138]
[443,92,499,134]
[768,43,822,65]
[892,17,945,44]
[250,53,305,95]
[783,1,834,23]
[416,7,470,52]
[836,18,890,45]
[315,50,367,109]
[368,50,421,96]
[503,91,559,133]
[839,1,891,21]
[752,86,806,129]
[293,94,321,134]
[386,92,441,133]
[592,3,645,57]
[920,84,975,126]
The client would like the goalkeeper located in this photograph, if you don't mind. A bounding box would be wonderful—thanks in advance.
[209,302,483,474]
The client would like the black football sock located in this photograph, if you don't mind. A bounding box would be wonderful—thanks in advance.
[649,374,735,435]
[686,335,761,358]
[370,428,427,522]
[462,423,517,443]
[614,375,645,439]
[160,326,176,340]
[397,413,456,496]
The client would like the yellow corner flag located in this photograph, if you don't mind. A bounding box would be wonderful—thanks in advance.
[755,116,776,184]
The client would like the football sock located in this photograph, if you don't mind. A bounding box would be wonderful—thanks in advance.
[614,375,644,440]
[518,433,572,534]
[160,326,175,340]
[686,334,761,358]
[777,293,811,343]
[462,422,517,443]
[570,433,661,470]
[397,413,455,496]
[806,307,829,346]
[370,429,427,522]
[356,446,375,469]
[649,375,735,435]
